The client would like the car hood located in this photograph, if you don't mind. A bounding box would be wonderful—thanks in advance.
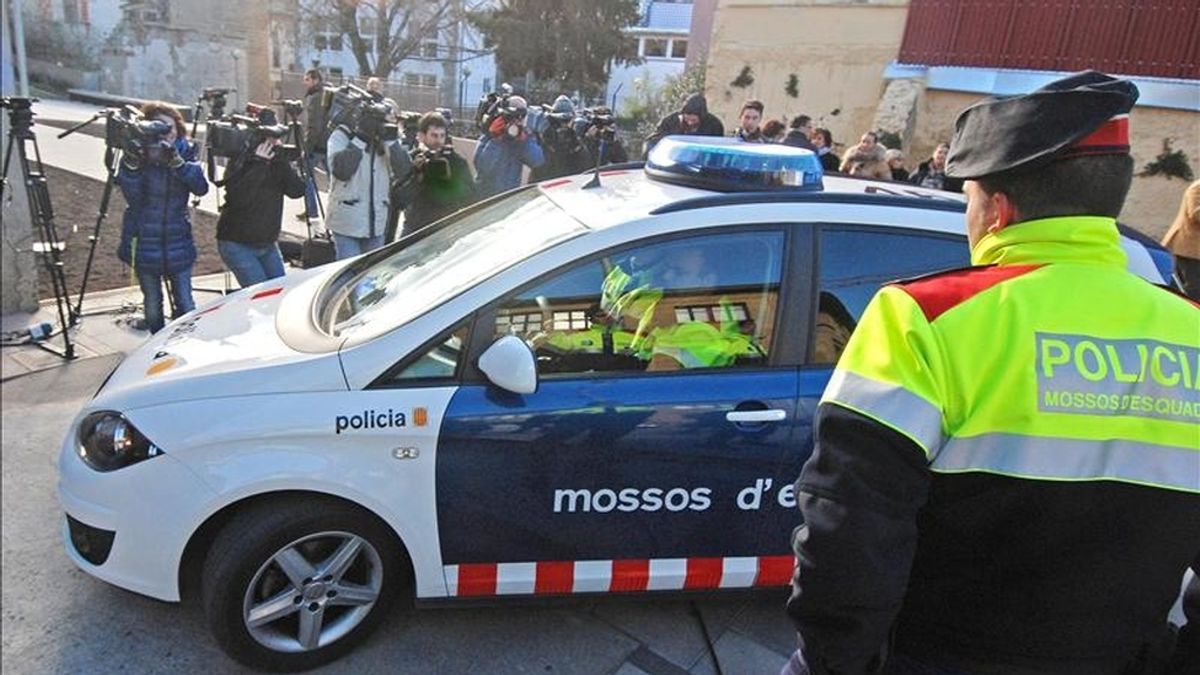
[94,267,348,411]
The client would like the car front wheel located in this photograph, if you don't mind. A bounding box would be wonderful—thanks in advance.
[201,499,405,671]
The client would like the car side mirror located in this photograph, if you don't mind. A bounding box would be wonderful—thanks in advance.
[478,335,538,394]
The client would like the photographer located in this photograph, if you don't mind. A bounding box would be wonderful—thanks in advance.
[529,95,591,182]
[576,106,629,166]
[403,112,474,234]
[326,102,413,259]
[216,122,306,287]
[473,94,545,198]
[116,101,209,333]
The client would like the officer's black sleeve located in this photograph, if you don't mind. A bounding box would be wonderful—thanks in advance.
[787,403,931,675]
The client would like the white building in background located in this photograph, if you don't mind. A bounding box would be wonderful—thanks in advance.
[295,0,497,115]
[607,0,693,115]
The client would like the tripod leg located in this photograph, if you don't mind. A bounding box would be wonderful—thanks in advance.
[18,136,76,359]
[73,153,121,323]
[0,130,16,202]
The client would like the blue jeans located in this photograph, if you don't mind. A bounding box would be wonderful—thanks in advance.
[218,239,285,288]
[303,153,326,218]
[138,269,194,333]
[333,232,385,260]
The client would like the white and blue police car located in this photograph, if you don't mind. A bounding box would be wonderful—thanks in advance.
[58,137,1178,670]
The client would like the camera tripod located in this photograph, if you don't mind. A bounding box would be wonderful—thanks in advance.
[55,108,138,324]
[279,103,325,229]
[1,98,76,359]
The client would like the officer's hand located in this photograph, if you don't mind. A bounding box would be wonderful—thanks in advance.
[411,152,428,170]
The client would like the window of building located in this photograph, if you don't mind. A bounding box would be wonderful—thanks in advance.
[404,72,421,86]
[642,38,668,58]
[421,74,437,88]
[674,303,749,324]
[496,311,543,336]
[552,310,589,331]
[812,227,968,364]
[422,41,439,58]
[493,230,784,376]
[670,39,688,59]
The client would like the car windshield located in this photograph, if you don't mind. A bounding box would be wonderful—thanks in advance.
[317,190,586,340]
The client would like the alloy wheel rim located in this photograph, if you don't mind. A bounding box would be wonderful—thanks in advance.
[242,530,383,652]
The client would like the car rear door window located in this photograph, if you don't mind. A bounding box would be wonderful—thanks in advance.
[493,230,786,375]
[813,227,968,364]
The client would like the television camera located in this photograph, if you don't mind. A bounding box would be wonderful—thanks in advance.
[206,105,297,162]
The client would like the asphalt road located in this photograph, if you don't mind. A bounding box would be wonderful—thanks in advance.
[0,355,795,674]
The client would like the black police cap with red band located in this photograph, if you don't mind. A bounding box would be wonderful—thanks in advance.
[945,70,1139,180]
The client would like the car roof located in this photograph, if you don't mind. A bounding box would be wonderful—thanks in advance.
[536,165,967,231]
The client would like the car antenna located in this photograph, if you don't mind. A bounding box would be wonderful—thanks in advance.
[581,125,610,190]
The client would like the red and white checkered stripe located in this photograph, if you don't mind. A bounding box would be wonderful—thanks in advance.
[444,555,795,597]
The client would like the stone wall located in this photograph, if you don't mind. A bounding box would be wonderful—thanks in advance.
[704,0,909,152]
[908,89,1199,239]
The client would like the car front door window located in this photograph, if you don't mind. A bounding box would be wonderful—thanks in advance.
[494,231,786,376]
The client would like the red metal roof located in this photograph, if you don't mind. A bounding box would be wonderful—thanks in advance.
[898,0,1200,80]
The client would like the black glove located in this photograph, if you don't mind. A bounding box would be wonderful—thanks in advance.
[122,140,144,171]
[165,143,184,169]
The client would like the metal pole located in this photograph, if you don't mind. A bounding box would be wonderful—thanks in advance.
[11,0,30,96]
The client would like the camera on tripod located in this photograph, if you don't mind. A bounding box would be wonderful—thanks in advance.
[272,99,305,120]
[200,87,232,117]
[206,104,296,161]
[395,110,422,147]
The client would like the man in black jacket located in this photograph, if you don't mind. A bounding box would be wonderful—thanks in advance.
[217,137,307,287]
[643,93,724,156]
[402,112,474,235]
[300,68,327,219]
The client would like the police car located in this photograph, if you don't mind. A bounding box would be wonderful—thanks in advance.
[58,137,1176,670]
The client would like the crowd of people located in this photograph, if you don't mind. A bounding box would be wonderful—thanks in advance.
[114,80,1198,335]
[646,92,964,193]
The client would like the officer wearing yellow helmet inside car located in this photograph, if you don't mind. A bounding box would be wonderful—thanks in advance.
[782,71,1200,675]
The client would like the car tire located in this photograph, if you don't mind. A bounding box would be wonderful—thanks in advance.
[201,498,407,671]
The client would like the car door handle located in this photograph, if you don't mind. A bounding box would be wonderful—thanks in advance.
[725,409,787,423]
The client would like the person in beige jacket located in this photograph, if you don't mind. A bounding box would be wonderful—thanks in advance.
[1162,179,1200,299]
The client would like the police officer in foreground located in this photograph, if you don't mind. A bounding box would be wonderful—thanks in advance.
[784,71,1199,675]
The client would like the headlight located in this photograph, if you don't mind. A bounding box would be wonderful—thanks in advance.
[77,412,163,472]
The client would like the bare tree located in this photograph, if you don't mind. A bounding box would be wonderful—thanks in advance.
[299,0,460,78]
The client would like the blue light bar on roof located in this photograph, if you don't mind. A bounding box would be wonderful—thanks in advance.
[645,136,824,192]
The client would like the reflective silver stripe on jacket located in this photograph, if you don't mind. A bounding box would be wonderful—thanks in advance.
[822,369,945,457]
[932,433,1200,493]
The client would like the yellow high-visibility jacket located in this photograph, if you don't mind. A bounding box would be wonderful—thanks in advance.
[787,216,1200,675]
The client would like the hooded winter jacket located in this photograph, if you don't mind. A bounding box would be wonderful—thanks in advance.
[644,93,725,155]
[116,138,209,276]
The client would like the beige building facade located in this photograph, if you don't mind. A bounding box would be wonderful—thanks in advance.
[703,0,908,150]
[702,0,1199,236]
[905,88,1199,238]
